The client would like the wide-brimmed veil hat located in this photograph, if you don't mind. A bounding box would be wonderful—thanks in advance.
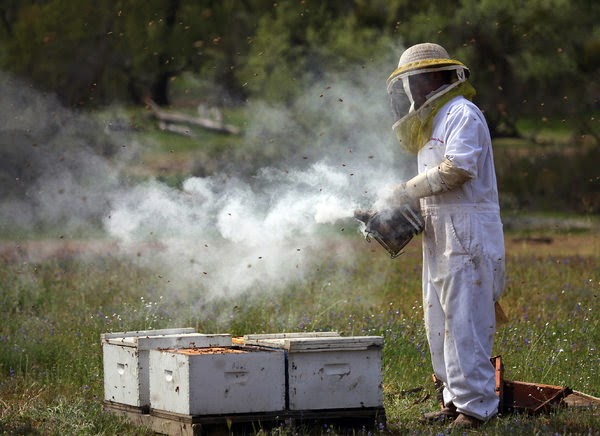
[387,42,469,85]
[386,43,475,154]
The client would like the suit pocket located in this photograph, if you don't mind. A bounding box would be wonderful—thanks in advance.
[447,213,471,255]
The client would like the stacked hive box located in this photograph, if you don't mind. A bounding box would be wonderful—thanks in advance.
[244,333,384,411]
[101,328,232,410]
[102,328,384,433]
[148,346,286,415]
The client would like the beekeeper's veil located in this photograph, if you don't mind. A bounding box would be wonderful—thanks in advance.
[387,43,474,154]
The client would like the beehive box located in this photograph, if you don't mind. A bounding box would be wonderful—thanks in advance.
[244,334,383,411]
[102,328,232,409]
[149,346,286,416]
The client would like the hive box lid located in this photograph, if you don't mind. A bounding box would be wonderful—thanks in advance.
[243,331,339,345]
[102,331,232,350]
[101,327,195,341]
[245,335,383,352]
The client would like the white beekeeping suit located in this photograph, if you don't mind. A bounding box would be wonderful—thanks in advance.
[382,43,505,427]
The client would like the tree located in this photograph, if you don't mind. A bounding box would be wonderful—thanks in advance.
[236,1,394,104]
[0,1,118,106]
[0,0,265,106]
[0,0,596,140]
[399,0,600,138]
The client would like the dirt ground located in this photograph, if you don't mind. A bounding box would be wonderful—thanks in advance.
[505,232,599,257]
[0,232,597,263]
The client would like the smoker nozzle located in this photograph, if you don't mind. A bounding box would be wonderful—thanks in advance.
[353,209,375,224]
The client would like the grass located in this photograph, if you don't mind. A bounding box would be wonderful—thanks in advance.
[1,109,598,433]
[0,229,599,435]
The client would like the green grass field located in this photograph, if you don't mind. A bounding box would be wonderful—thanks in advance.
[1,107,598,434]
[0,228,598,435]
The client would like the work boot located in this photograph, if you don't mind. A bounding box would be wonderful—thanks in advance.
[447,413,483,430]
[419,403,458,423]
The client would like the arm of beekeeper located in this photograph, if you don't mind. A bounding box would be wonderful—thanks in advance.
[403,158,473,199]
[381,159,471,208]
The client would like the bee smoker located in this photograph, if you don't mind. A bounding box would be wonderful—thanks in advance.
[354,204,424,258]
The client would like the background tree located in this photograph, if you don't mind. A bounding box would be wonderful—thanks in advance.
[0,0,118,106]
[236,1,396,103]
[399,0,600,139]
[110,0,263,106]
[0,0,267,106]
[0,0,597,143]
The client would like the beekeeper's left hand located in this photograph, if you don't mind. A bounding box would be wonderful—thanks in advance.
[375,182,418,210]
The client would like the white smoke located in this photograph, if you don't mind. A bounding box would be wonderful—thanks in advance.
[102,61,416,300]
[0,73,128,236]
[0,57,415,301]
[104,163,361,299]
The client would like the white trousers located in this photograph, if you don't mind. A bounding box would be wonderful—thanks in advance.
[422,204,505,420]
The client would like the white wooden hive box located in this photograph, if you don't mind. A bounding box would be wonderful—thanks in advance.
[149,346,286,416]
[101,328,232,409]
[244,334,383,411]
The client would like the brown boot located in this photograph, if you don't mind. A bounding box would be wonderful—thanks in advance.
[448,413,483,430]
[419,404,458,423]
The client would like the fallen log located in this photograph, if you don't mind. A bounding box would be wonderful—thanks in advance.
[146,99,240,135]
[158,121,195,137]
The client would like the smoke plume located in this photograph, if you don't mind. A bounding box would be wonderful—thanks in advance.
[0,58,415,302]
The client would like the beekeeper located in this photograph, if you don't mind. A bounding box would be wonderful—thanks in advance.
[381,43,505,429]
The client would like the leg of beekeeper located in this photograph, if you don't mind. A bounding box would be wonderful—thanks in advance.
[422,211,501,421]
[422,222,448,387]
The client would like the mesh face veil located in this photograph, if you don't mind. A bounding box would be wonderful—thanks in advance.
[386,64,470,132]
[388,76,413,123]
[386,43,472,153]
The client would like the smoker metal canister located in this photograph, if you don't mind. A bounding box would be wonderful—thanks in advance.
[356,204,424,258]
